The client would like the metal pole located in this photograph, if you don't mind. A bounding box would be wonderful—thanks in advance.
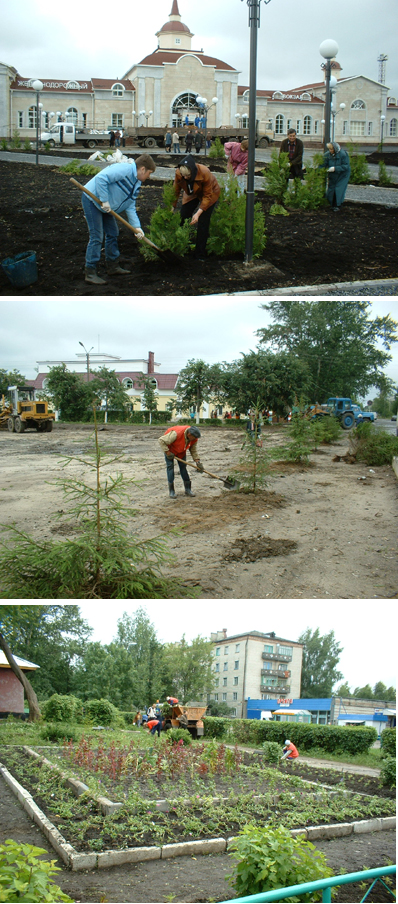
[35,90,40,165]
[324,60,332,149]
[244,0,260,264]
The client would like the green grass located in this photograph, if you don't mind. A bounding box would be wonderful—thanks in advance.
[300,746,382,769]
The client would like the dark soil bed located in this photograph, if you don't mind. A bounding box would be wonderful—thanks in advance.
[1,160,397,296]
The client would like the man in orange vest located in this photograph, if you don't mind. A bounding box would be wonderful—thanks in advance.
[281,739,299,762]
[158,424,204,498]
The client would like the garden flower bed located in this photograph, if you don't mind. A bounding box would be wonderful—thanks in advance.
[0,740,395,857]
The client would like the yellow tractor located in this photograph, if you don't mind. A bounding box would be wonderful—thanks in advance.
[2,386,55,434]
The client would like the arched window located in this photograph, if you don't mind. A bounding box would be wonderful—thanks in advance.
[66,107,78,124]
[389,118,397,136]
[275,114,285,134]
[123,378,133,389]
[351,99,366,110]
[112,83,124,97]
[303,115,312,135]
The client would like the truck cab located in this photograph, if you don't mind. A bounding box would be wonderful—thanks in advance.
[6,386,55,434]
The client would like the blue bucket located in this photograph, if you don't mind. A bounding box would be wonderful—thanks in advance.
[1,251,38,288]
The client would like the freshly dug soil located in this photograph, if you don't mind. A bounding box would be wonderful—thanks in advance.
[0,160,397,295]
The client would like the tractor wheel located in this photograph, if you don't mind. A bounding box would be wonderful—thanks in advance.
[341,412,355,429]
[258,136,270,147]
[14,417,26,433]
[144,137,157,148]
[7,417,15,432]
[45,420,53,432]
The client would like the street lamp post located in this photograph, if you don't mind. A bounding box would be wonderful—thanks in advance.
[319,39,339,150]
[79,342,94,382]
[31,79,43,165]
[194,96,218,157]
[380,114,386,151]
[241,0,271,265]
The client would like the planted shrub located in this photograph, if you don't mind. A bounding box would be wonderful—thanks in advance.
[310,415,341,447]
[84,698,118,726]
[277,408,313,464]
[262,740,281,764]
[59,159,100,175]
[349,423,398,466]
[381,728,396,758]
[0,839,73,903]
[208,137,226,158]
[347,147,370,184]
[42,693,83,724]
[140,181,193,261]
[207,172,266,258]
[166,728,192,746]
[283,164,327,210]
[203,716,229,739]
[227,824,333,901]
[229,719,377,754]
[40,722,79,743]
[378,160,393,186]
[380,756,396,788]
[263,150,290,202]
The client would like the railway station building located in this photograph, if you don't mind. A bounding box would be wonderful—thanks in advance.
[0,0,396,145]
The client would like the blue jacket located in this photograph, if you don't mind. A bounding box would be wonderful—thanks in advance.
[85,162,142,228]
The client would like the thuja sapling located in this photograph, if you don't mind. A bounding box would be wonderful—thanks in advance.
[139,181,193,260]
[207,171,266,258]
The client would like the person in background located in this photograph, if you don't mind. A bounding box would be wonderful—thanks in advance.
[185,129,194,153]
[172,130,180,154]
[194,130,203,154]
[146,718,162,737]
[319,141,351,211]
[279,128,304,180]
[224,139,249,193]
[281,739,299,763]
[165,129,172,153]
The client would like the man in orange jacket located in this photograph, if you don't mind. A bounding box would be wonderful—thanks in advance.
[281,739,299,762]
[159,424,204,498]
[173,154,220,260]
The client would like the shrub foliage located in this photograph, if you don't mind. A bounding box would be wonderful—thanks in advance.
[0,839,73,903]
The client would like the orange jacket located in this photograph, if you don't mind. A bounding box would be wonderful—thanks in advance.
[285,742,299,758]
[163,425,199,458]
[173,164,220,211]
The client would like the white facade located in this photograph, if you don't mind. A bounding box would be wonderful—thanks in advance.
[210,630,303,718]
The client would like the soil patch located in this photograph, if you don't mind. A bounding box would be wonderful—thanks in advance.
[223,535,297,562]
[1,160,397,295]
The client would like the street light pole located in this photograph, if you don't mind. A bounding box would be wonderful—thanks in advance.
[31,79,43,165]
[319,39,339,150]
[242,0,271,265]
[79,342,94,382]
[380,114,386,151]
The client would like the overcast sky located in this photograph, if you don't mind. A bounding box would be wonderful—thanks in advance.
[1,0,397,96]
[0,299,397,397]
[75,600,396,692]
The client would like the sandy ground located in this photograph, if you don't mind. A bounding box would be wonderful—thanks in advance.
[0,421,397,600]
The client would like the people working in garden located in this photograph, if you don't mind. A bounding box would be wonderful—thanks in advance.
[281,739,299,762]
[224,139,249,192]
[81,154,156,285]
[279,128,304,180]
[319,141,351,211]
[158,423,204,498]
[173,154,220,259]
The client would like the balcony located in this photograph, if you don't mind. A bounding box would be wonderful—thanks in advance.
[260,684,291,694]
[261,668,291,678]
[262,651,292,663]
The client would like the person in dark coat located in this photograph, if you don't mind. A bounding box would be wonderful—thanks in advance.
[109,130,115,148]
[194,130,203,154]
[173,154,221,260]
[185,129,193,153]
[279,128,304,179]
[319,141,351,210]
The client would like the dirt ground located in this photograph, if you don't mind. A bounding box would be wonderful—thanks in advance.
[0,421,397,600]
[0,158,397,295]
[0,769,396,904]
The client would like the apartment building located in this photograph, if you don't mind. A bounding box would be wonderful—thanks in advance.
[209,629,303,718]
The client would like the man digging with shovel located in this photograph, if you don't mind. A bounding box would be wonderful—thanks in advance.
[81,154,156,285]
[159,425,204,498]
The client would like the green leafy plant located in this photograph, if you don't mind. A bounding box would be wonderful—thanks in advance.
[208,137,226,158]
[283,164,327,210]
[349,422,398,465]
[263,150,290,202]
[0,839,73,902]
[207,172,266,258]
[227,824,334,901]
[381,728,396,758]
[59,159,100,175]
[380,756,396,788]
[42,694,84,724]
[346,145,370,184]
[231,403,272,493]
[261,740,281,764]
[140,181,193,261]
[0,410,198,599]
[310,415,341,448]
[269,202,290,216]
[378,160,393,186]
[277,406,313,464]
[40,722,79,743]
[0,138,8,150]
[10,129,21,149]
[84,698,121,726]
[166,728,192,746]
[23,138,31,151]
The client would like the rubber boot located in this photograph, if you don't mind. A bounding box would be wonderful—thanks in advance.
[184,481,195,497]
[85,267,107,285]
[168,483,176,498]
[106,259,131,275]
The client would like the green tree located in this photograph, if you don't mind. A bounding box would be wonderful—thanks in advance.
[45,363,92,421]
[353,684,374,699]
[0,605,92,697]
[336,682,352,697]
[216,349,311,417]
[176,359,222,423]
[136,374,159,424]
[162,634,215,702]
[298,627,343,698]
[207,172,266,259]
[0,369,26,396]
[90,367,131,422]
[373,681,388,699]
[263,149,290,203]
[114,608,166,707]
[256,301,398,402]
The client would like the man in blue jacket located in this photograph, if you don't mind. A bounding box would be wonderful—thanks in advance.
[82,154,156,284]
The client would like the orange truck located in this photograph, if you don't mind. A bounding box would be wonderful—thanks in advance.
[165,703,207,739]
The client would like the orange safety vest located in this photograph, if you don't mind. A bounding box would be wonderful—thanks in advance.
[286,742,299,758]
[164,425,198,457]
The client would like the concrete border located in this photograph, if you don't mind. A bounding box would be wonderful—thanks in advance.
[392,456,398,479]
[203,277,398,297]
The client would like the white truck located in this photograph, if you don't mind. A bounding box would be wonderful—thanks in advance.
[40,123,111,149]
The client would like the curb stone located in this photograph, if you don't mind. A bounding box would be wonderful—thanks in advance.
[1,760,395,871]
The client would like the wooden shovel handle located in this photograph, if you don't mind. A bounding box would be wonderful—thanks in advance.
[70,178,161,251]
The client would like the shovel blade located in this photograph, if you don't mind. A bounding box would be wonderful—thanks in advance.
[223,477,240,490]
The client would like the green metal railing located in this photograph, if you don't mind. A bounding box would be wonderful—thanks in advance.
[224,864,396,903]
